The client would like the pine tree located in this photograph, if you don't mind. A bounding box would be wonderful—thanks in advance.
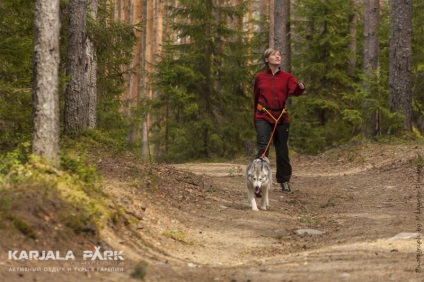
[151,0,250,161]
[274,0,291,72]
[89,0,136,135]
[389,0,413,131]
[64,0,89,134]
[291,0,355,153]
[0,0,137,153]
[32,0,61,162]
[0,0,34,149]
[412,0,424,133]
[362,0,380,138]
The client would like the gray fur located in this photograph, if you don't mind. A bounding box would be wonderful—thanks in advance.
[246,157,272,211]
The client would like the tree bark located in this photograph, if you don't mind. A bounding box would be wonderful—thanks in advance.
[141,0,154,159]
[274,0,291,72]
[152,0,164,157]
[247,0,253,53]
[389,0,413,131]
[64,0,88,134]
[32,0,60,163]
[86,0,98,129]
[362,0,380,138]
[347,0,358,76]
[269,0,274,48]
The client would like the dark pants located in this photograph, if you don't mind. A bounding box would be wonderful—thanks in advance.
[255,120,291,183]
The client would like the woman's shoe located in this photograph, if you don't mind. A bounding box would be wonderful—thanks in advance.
[280,182,291,193]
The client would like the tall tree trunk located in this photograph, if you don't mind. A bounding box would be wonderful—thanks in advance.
[156,0,164,54]
[201,0,214,158]
[362,0,380,138]
[141,0,154,159]
[389,0,413,131]
[247,0,253,55]
[274,0,291,72]
[269,0,274,48]
[86,0,98,129]
[347,0,358,76]
[32,0,60,163]
[152,0,164,157]
[127,0,144,143]
[64,0,88,134]
[126,0,136,143]
[162,0,174,158]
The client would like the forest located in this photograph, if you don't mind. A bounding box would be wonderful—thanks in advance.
[0,0,423,163]
[1,1,424,281]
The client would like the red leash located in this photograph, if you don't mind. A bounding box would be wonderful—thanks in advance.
[257,104,287,158]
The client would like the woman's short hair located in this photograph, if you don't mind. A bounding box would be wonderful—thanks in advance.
[262,48,281,66]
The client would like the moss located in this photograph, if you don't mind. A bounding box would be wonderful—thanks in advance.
[162,230,192,244]
[0,135,146,256]
[0,196,13,212]
[297,216,320,226]
[6,215,37,240]
[0,142,119,240]
[130,261,148,280]
[58,210,97,236]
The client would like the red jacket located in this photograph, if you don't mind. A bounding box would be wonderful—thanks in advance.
[253,68,304,124]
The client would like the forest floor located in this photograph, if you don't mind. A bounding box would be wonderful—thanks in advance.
[1,142,424,281]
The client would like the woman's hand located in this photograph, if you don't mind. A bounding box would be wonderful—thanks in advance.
[298,82,305,89]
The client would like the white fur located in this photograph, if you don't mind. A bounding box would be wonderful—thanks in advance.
[246,157,272,211]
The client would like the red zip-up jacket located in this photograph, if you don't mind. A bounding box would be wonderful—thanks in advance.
[253,68,304,125]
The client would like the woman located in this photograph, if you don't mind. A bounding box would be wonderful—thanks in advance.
[253,48,305,193]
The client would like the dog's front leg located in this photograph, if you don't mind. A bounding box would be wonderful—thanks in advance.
[260,190,266,210]
[260,186,269,210]
[247,188,259,211]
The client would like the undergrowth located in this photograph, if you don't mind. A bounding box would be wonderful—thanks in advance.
[0,139,120,239]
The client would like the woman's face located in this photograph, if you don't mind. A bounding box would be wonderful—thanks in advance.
[266,51,281,66]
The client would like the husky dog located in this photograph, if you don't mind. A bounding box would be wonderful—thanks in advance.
[246,157,272,211]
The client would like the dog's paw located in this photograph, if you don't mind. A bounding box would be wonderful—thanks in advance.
[252,207,259,211]
[260,206,267,210]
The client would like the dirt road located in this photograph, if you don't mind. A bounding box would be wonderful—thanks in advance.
[1,143,423,281]
[98,143,423,281]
